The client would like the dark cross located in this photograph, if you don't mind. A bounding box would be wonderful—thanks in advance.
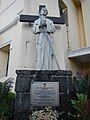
[20,5,65,25]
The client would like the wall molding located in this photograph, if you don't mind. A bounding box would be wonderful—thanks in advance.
[0,0,16,16]
[0,15,20,35]
[0,9,23,35]
[79,0,86,3]
[0,40,12,49]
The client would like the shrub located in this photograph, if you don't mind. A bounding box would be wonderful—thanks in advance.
[0,80,15,120]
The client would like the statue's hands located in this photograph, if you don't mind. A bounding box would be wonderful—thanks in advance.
[39,22,47,29]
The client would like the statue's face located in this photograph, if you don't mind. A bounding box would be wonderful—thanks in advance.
[40,7,48,16]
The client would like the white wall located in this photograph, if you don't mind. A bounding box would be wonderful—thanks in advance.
[24,0,60,17]
[0,22,22,78]
[81,0,90,46]
[0,0,24,30]
[63,0,81,50]
[62,0,90,74]
[18,23,36,69]
[0,0,24,78]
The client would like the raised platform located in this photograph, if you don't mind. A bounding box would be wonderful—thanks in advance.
[14,70,75,120]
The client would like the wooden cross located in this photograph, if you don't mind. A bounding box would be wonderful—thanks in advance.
[20,5,65,25]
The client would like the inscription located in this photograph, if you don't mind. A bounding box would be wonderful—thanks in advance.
[30,82,59,107]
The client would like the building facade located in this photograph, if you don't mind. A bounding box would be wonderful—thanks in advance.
[0,0,90,82]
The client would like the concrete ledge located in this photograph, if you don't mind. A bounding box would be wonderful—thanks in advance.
[67,47,90,63]
[16,70,72,76]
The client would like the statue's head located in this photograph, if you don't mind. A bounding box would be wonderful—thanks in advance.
[39,7,48,16]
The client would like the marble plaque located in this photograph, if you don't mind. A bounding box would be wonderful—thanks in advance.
[30,82,59,107]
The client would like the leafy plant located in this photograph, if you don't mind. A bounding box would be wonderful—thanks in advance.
[70,76,90,120]
[73,76,88,95]
[71,93,90,120]
[71,93,87,105]
[0,79,15,120]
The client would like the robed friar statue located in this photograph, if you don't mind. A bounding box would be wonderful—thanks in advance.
[32,7,56,70]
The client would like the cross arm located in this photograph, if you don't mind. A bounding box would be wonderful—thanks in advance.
[20,14,65,24]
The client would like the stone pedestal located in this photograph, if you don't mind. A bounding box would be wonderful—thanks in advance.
[14,70,75,120]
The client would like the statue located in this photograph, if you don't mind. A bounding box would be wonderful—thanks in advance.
[32,7,55,70]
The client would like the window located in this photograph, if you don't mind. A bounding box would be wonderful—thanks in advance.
[0,45,10,77]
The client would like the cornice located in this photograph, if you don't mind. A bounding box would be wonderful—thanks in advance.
[79,0,86,3]
[0,16,19,35]
[0,10,23,35]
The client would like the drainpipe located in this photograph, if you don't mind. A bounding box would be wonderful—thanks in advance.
[66,25,70,51]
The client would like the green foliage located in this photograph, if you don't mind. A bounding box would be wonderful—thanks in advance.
[70,76,90,120]
[71,93,90,120]
[73,77,88,94]
[0,81,15,120]
[71,93,87,105]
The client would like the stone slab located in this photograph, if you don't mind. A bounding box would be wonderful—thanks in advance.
[14,93,30,111]
[15,75,30,92]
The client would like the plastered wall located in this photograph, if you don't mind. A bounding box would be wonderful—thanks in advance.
[24,0,60,17]
[63,0,81,50]
[0,22,22,78]
[81,0,90,46]
[0,0,24,78]
[0,0,24,29]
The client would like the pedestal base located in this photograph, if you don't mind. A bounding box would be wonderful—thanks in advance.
[14,70,75,120]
